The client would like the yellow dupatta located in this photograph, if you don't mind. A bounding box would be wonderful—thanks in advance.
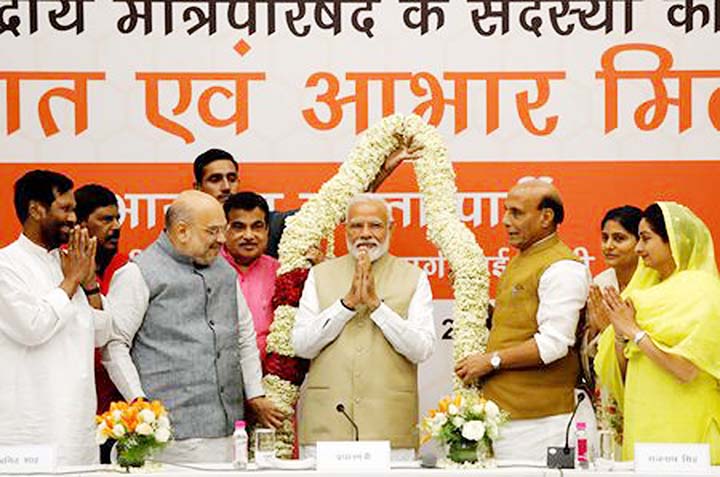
[594,202,720,409]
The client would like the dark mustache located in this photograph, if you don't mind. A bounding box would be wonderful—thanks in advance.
[108,230,121,240]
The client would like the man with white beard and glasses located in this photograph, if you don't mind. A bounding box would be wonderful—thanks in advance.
[292,194,436,461]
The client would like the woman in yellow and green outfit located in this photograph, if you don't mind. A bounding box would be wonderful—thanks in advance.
[593,201,720,463]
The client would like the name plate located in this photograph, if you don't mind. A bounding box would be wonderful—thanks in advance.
[0,445,56,472]
[634,443,710,472]
[316,440,390,471]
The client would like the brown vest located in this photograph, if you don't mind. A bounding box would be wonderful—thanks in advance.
[298,254,421,448]
[483,235,581,419]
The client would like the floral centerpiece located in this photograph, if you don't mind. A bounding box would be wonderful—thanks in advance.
[421,391,509,467]
[594,388,623,445]
[96,399,172,470]
[263,114,492,458]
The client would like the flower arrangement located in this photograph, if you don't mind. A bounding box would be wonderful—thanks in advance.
[96,399,171,469]
[421,391,508,467]
[263,114,490,458]
[594,388,623,445]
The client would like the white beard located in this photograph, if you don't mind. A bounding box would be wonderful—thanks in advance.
[347,236,390,262]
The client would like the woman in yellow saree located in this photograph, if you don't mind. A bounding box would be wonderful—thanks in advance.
[594,202,720,463]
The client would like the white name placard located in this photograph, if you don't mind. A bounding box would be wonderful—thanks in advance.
[0,445,56,472]
[316,440,390,471]
[634,443,710,472]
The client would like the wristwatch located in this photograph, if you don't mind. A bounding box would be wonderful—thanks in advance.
[490,352,502,370]
[82,283,101,296]
[633,330,647,345]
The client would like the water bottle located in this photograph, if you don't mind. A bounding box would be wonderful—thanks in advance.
[232,420,249,469]
[575,421,590,470]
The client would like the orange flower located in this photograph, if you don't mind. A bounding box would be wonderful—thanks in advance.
[103,416,114,430]
[110,401,129,412]
[121,414,138,432]
[151,401,165,416]
[453,394,462,408]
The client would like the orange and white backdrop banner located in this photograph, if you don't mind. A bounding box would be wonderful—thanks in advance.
[1,0,719,431]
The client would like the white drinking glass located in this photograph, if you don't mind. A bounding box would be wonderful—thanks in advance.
[254,428,276,468]
[595,429,615,470]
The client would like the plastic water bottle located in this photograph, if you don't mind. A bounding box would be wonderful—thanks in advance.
[575,421,590,469]
[232,420,249,469]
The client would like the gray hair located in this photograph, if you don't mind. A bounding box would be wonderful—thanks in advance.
[164,190,219,230]
[165,202,193,230]
[345,194,393,224]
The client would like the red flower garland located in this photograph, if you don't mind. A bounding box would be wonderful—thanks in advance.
[271,268,310,309]
[265,268,312,386]
[263,353,309,386]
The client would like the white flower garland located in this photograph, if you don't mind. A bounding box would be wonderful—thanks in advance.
[402,115,490,380]
[264,114,489,458]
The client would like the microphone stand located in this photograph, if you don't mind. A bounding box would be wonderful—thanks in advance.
[336,403,359,441]
[547,392,586,469]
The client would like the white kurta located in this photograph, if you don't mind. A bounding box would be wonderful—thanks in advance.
[0,234,111,466]
[292,268,436,364]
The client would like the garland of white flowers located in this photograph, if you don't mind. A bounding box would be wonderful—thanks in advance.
[263,114,489,458]
[405,116,490,382]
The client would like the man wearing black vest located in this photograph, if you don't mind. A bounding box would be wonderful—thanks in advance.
[455,180,590,462]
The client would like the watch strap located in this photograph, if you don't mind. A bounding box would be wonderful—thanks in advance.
[82,285,101,296]
[633,330,647,345]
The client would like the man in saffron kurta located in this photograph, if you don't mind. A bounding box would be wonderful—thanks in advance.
[455,180,590,462]
[221,192,280,363]
[293,195,436,460]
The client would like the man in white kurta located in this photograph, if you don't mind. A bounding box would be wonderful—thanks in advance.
[0,170,111,466]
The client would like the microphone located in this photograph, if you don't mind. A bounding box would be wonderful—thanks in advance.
[335,403,359,441]
[563,392,585,451]
[546,392,586,469]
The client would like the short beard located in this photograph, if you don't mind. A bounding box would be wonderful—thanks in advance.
[41,221,68,250]
[347,236,390,262]
[96,245,117,273]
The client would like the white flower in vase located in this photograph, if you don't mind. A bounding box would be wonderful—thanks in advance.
[157,415,170,429]
[484,400,500,420]
[461,421,486,441]
[112,424,126,439]
[139,409,156,424]
[136,422,153,436]
[155,427,171,443]
[452,416,466,428]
